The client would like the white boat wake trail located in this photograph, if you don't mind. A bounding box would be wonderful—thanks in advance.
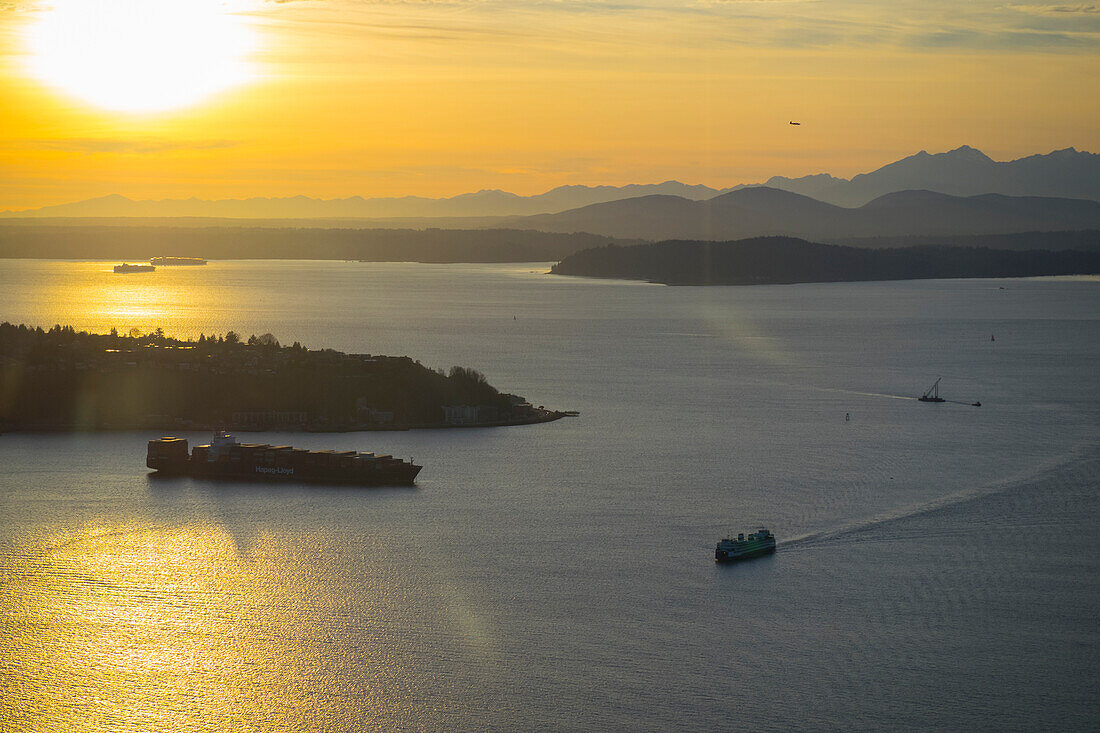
[780,444,1099,551]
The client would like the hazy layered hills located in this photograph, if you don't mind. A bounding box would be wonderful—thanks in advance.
[508,188,1100,242]
[3,146,1096,220]
[2,188,1096,261]
[764,146,1100,207]
[0,182,722,220]
[0,227,628,262]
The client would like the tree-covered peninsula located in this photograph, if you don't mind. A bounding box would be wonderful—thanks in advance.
[550,237,1100,286]
[0,323,564,432]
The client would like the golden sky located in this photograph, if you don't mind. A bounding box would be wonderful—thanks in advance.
[1,0,1098,210]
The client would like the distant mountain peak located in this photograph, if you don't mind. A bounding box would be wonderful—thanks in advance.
[881,145,993,168]
[944,145,994,162]
[861,189,960,208]
[719,185,820,202]
[1041,147,1085,158]
[764,173,843,186]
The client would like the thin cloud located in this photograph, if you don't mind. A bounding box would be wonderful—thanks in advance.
[263,0,489,5]
[0,0,59,10]
[904,25,1097,50]
[694,0,818,4]
[16,139,240,154]
[1009,4,1099,13]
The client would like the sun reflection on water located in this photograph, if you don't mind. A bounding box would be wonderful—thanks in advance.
[1,262,231,339]
[0,522,328,732]
[86,265,201,329]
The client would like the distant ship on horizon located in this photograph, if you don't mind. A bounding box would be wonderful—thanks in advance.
[113,263,155,273]
[150,256,206,266]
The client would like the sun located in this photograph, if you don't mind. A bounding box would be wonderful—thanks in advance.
[26,0,256,113]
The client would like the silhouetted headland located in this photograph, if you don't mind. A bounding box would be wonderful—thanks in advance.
[550,237,1100,286]
[0,323,570,432]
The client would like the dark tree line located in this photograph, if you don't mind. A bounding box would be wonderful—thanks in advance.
[0,225,632,262]
[551,237,1100,286]
[0,322,522,430]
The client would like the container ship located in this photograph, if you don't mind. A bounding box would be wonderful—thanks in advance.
[150,256,207,266]
[147,431,421,486]
[715,528,776,563]
[114,263,156,273]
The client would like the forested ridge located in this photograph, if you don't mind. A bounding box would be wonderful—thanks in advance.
[0,323,551,431]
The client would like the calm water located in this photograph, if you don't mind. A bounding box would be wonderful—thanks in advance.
[1,260,1098,731]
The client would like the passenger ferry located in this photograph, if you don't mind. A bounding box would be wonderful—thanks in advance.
[715,527,776,563]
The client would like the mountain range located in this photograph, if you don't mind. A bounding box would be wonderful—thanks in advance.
[762,146,1100,207]
[0,182,721,220]
[3,146,1097,220]
[507,188,1100,242]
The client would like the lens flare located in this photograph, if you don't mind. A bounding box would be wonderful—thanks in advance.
[25,0,256,113]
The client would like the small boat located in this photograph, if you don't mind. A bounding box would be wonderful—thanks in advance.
[715,527,776,563]
[114,263,155,273]
[918,377,946,403]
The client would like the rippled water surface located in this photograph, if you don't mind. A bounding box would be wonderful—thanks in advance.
[1,261,1098,730]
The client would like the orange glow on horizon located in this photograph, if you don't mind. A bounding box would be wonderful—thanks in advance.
[0,0,1096,209]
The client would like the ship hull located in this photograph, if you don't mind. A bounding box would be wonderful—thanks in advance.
[715,543,776,563]
[190,462,420,486]
[148,461,421,486]
[146,456,190,475]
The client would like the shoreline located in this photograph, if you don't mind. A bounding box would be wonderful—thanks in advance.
[0,410,577,435]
